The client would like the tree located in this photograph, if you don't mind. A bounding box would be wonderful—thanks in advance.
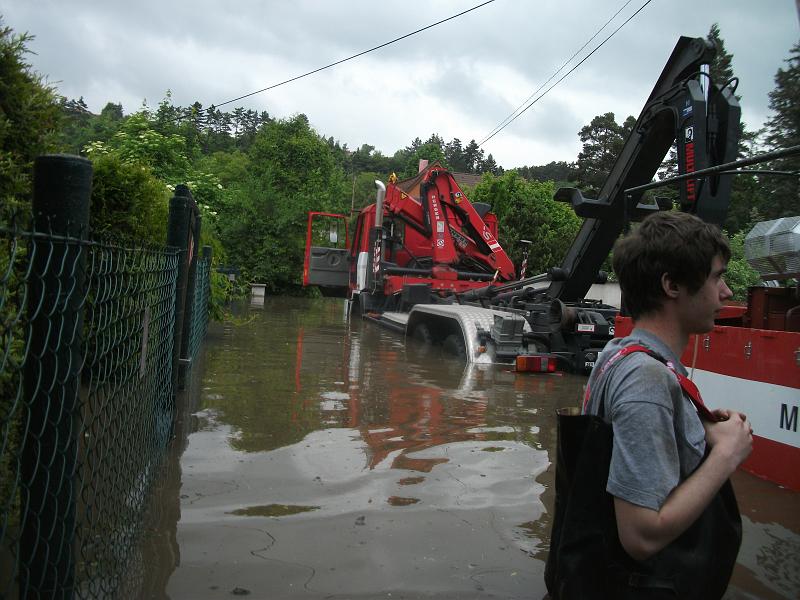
[83,103,226,248]
[444,138,467,172]
[706,23,738,95]
[100,102,123,122]
[0,19,62,210]
[350,171,385,212]
[763,42,800,220]
[153,91,182,136]
[470,171,581,274]
[217,114,349,292]
[400,136,446,179]
[463,139,485,174]
[203,105,235,153]
[575,113,634,194]
[197,150,251,188]
[705,23,769,231]
[57,98,126,155]
[348,143,392,176]
[725,229,761,301]
[0,19,63,508]
[247,114,347,208]
[88,111,193,184]
[480,153,501,176]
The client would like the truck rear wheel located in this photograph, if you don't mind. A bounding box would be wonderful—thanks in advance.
[442,333,466,361]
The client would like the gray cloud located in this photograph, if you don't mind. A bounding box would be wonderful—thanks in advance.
[3,0,797,167]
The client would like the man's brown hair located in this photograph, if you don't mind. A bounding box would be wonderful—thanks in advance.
[612,211,731,320]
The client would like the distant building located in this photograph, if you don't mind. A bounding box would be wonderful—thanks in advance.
[395,161,484,198]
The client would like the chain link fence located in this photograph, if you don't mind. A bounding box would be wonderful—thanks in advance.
[187,248,211,366]
[1,155,212,598]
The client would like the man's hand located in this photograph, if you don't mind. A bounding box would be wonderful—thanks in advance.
[704,410,753,471]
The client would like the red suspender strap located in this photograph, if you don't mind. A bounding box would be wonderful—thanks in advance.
[583,344,718,422]
[672,372,717,422]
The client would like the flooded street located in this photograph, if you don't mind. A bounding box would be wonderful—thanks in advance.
[142,297,799,599]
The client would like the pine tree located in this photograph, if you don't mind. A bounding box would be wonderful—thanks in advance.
[575,112,632,194]
[463,139,484,174]
[658,24,767,232]
[444,138,467,172]
[480,153,500,176]
[707,23,738,96]
[763,42,800,219]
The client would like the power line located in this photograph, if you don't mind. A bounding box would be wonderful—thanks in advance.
[478,0,634,146]
[479,0,655,147]
[214,0,497,109]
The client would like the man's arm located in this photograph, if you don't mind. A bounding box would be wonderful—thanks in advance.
[615,412,752,561]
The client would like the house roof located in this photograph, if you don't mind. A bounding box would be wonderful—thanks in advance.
[451,172,483,190]
[395,162,483,198]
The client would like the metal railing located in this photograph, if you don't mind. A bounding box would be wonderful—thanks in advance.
[0,155,211,598]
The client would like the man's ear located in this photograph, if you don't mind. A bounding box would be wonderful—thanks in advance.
[660,272,680,299]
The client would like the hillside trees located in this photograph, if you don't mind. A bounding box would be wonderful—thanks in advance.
[347,143,395,176]
[516,161,578,186]
[55,92,360,294]
[397,134,502,178]
[58,98,125,154]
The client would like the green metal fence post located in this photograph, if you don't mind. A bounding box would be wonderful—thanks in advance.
[178,201,201,389]
[21,154,92,598]
[166,186,191,397]
[202,244,212,318]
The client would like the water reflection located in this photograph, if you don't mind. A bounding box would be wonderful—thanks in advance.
[137,297,798,599]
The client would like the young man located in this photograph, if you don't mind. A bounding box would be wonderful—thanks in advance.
[583,211,752,595]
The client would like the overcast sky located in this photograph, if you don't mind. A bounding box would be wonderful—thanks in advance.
[3,0,798,168]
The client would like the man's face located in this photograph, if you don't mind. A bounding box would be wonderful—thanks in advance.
[678,254,733,333]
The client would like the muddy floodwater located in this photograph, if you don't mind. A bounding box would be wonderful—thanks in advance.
[140,297,799,599]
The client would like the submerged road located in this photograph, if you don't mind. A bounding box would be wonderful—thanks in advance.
[140,297,799,599]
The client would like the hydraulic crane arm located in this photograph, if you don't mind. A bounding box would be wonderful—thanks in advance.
[421,169,516,281]
[382,168,517,281]
[549,36,741,302]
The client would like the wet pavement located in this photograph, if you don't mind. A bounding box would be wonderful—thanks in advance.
[140,297,799,599]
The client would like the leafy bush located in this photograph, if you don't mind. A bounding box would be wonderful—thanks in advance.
[88,153,170,244]
[725,230,761,301]
[470,171,581,275]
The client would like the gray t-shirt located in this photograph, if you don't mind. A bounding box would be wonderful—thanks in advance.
[583,329,706,511]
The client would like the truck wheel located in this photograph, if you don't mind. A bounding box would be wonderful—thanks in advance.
[442,333,466,361]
